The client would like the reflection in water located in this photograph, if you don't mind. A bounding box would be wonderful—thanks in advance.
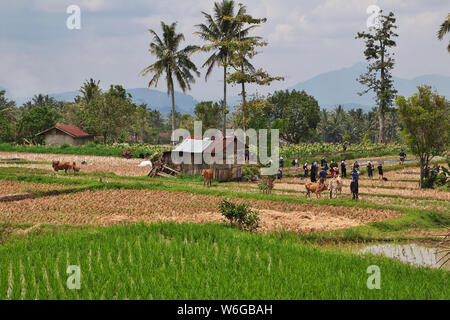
[359,243,449,270]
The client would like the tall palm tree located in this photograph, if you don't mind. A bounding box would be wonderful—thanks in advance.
[195,0,254,134]
[79,78,101,104]
[437,13,450,52]
[141,22,199,144]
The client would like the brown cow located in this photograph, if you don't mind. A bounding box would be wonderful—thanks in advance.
[52,161,76,173]
[121,150,133,159]
[305,182,328,198]
[201,169,214,187]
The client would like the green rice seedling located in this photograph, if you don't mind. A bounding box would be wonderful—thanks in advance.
[0,222,448,300]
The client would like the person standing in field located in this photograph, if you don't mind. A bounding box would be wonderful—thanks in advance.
[399,149,406,165]
[341,160,347,178]
[331,166,339,178]
[350,167,359,200]
[303,160,309,178]
[321,157,328,172]
[310,162,317,183]
[367,161,373,179]
[353,161,360,172]
[279,156,284,169]
[377,162,384,180]
[292,158,299,171]
[319,166,327,185]
[277,169,283,180]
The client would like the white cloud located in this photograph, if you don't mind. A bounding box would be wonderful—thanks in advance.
[268,24,296,44]
[32,0,118,12]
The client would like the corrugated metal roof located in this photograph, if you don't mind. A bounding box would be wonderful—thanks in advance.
[173,138,213,153]
[204,136,234,154]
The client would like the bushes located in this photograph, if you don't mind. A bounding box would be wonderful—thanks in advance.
[218,199,260,231]
[242,164,260,179]
[279,142,405,158]
[423,165,449,189]
[0,143,169,158]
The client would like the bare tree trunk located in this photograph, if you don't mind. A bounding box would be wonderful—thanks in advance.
[378,107,385,144]
[379,49,386,144]
[171,89,176,145]
[419,157,424,188]
[241,79,246,131]
[223,64,227,135]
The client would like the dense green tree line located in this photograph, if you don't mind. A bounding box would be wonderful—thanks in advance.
[0,84,435,146]
[0,87,171,145]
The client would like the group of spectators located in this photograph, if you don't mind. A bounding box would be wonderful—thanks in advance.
[276,150,408,199]
[287,156,391,200]
[297,158,347,182]
[253,149,408,201]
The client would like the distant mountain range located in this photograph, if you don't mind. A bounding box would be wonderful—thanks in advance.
[288,62,450,110]
[4,62,450,114]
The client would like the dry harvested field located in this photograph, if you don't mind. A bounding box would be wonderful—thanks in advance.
[0,188,404,233]
[0,180,76,195]
[220,182,450,205]
[0,152,150,176]
[0,151,448,236]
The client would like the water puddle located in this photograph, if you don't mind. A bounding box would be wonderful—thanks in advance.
[359,243,449,270]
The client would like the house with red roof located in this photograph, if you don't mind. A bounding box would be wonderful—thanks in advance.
[35,125,94,146]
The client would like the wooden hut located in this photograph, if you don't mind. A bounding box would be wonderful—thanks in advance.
[163,133,248,182]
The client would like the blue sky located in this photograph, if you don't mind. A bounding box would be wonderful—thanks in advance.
[0,0,449,101]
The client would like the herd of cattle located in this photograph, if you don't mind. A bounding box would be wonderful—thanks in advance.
[51,159,343,199]
[203,167,344,200]
[305,177,343,199]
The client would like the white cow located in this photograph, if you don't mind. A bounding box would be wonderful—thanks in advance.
[329,176,343,199]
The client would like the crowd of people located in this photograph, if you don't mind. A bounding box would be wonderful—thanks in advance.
[261,150,408,201]
[282,153,400,200]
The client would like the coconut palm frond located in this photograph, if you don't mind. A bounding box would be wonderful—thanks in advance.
[140,21,199,143]
[437,13,450,52]
[437,14,450,40]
